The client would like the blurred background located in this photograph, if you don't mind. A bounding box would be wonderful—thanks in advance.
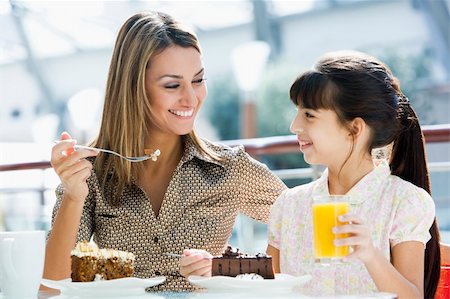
[0,0,449,253]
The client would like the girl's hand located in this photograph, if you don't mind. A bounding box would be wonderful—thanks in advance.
[333,213,377,263]
[179,249,212,277]
[51,132,97,203]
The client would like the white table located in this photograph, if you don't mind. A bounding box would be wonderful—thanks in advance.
[34,290,397,299]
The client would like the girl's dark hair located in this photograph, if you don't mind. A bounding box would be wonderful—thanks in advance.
[289,51,440,298]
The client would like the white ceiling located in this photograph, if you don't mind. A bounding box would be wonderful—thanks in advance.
[0,0,319,65]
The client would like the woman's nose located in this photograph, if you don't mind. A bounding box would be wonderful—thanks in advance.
[180,86,197,106]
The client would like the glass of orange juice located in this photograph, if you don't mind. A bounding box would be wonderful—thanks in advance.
[312,195,350,263]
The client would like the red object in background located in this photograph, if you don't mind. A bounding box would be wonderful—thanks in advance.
[436,265,450,299]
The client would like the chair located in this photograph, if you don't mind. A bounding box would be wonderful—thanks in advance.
[436,243,450,299]
[441,243,450,265]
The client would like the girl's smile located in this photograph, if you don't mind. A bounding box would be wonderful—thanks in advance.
[297,138,313,151]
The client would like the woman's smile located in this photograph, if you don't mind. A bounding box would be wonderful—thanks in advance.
[169,108,195,118]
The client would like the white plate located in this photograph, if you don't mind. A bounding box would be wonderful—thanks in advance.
[339,293,397,299]
[41,277,165,297]
[188,273,311,292]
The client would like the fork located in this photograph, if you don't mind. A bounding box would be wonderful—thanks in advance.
[73,145,160,163]
[163,252,213,259]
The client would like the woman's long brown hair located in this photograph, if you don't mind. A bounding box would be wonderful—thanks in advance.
[91,12,219,205]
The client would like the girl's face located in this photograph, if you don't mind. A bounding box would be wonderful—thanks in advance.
[145,46,207,136]
[290,106,353,168]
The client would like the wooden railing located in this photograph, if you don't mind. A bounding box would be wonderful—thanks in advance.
[0,124,449,252]
[1,124,449,172]
[223,123,450,157]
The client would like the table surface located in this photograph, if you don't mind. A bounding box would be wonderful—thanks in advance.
[31,290,397,299]
[1,277,397,299]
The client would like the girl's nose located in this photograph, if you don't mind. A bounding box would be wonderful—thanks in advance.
[290,114,304,134]
[290,125,304,134]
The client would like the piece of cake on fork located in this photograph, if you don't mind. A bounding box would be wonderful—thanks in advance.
[70,241,135,282]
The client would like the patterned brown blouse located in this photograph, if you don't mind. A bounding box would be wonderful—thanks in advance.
[50,136,287,291]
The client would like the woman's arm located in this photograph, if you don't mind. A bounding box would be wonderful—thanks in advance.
[43,133,97,282]
[234,149,287,223]
[44,197,86,280]
[266,244,280,273]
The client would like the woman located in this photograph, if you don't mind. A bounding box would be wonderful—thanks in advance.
[44,11,286,291]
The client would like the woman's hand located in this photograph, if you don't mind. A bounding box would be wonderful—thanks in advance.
[333,213,377,263]
[179,249,212,277]
[51,132,97,203]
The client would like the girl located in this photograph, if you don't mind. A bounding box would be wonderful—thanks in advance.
[267,51,440,298]
[45,12,286,291]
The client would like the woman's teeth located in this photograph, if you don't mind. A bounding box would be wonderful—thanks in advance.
[169,109,194,117]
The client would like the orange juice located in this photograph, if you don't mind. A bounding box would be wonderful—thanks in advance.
[313,201,349,259]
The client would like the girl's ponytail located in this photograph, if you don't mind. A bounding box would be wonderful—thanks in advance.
[390,95,441,298]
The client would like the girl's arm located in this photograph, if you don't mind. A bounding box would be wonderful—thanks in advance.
[335,214,423,298]
[365,242,424,298]
[441,242,450,265]
[266,245,281,273]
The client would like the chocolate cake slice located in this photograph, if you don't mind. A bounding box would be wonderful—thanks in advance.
[212,246,275,279]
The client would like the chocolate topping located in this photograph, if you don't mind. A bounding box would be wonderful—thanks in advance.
[223,246,242,257]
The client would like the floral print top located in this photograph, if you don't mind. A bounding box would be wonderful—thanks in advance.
[268,160,435,295]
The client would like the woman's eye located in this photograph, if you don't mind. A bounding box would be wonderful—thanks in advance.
[165,83,180,89]
[305,112,314,118]
[193,78,206,84]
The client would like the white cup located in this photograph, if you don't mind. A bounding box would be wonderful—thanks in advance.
[0,230,45,299]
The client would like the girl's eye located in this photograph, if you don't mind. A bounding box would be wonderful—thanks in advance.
[193,78,206,84]
[305,112,314,118]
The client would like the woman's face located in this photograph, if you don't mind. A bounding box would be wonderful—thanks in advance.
[145,45,207,136]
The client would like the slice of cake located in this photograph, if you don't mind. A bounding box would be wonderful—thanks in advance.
[71,241,135,282]
[211,246,275,279]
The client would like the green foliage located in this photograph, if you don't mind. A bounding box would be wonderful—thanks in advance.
[255,63,309,170]
[378,48,433,96]
[205,63,310,171]
[375,48,435,124]
[205,48,441,181]
[204,74,241,140]
[256,62,299,137]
